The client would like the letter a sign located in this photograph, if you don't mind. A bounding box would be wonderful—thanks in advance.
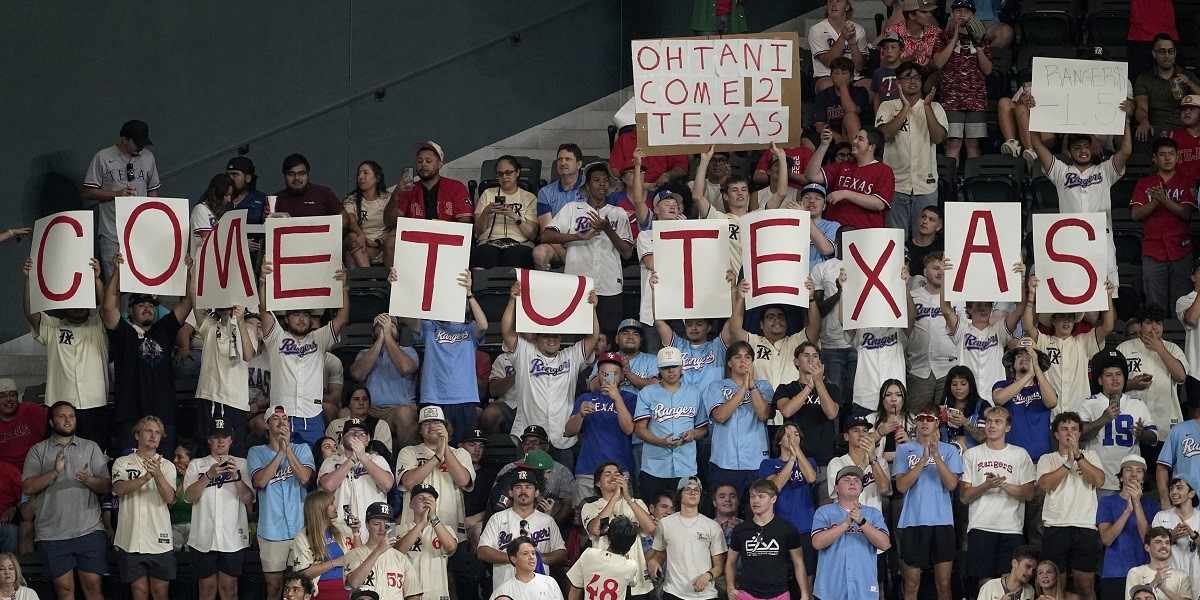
[944,202,1022,303]
[515,269,595,335]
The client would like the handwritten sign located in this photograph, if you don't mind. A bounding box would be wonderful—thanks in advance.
[30,211,95,313]
[1029,57,1128,135]
[116,197,189,296]
[841,228,906,329]
[515,269,595,335]
[1033,212,1109,313]
[265,215,343,312]
[653,219,732,319]
[739,209,810,309]
[389,218,472,322]
[944,202,1023,303]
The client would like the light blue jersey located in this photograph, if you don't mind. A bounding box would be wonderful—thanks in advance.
[704,378,772,470]
[635,383,709,478]
[892,441,962,527]
[1159,419,1200,495]
[812,503,888,600]
[247,442,314,541]
[671,335,726,389]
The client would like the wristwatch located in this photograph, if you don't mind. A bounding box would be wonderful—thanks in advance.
[430,516,442,527]
[855,517,867,526]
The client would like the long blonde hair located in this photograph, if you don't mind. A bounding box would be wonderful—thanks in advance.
[302,490,337,562]
[0,552,25,589]
[1035,560,1066,599]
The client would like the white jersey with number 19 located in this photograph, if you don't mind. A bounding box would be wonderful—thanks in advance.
[566,547,639,600]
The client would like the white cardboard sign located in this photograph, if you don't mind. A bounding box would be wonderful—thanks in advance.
[1029,57,1128,135]
[515,269,596,335]
[194,209,258,310]
[739,209,810,309]
[944,202,1023,303]
[265,215,344,311]
[389,218,472,322]
[1033,212,1110,313]
[116,197,189,295]
[29,211,96,313]
[653,219,732,319]
[841,228,906,329]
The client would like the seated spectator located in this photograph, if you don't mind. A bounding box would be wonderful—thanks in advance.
[1118,306,1188,452]
[343,160,393,267]
[343,501,418,598]
[931,0,992,162]
[1097,455,1160,598]
[566,354,637,503]
[394,483,458,600]
[349,315,418,445]
[975,545,1039,600]
[479,468,566,590]
[383,141,472,264]
[289,490,357,599]
[1151,477,1200,594]
[808,0,867,93]
[1125,527,1194,599]
[725,479,810,599]
[876,61,946,238]
[183,422,253,600]
[810,239,856,403]
[993,345,1058,465]
[813,58,868,143]
[395,406,475,547]
[608,126,687,192]
[112,416,177,600]
[1135,34,1200,143]
[534,143,586,269]
[836,264,912,414]
[940,365,986,449]
[1037,412,1105,600]
[1169,95,1200,180]
[998,73,1052,163]
[0,552,37,600]
[811,465,892,600]
[473,155,538,269]
[805,127,895,230]
[0,379,45,470]
[1133,138,1197,311]
[871,32,904,110]
[1024,276,1115,415]
[883,0,944,67]
[827,416,893,509]
[775,342,842,473]
[580,464,656,598]
[907,254,955,411]
[274,153,348,221]
[80,119,161,279]
[1079,350,1158,493]
[567,515,640,600]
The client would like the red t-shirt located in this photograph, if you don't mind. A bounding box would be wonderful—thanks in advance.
[0,402,48,470]
[390,177,472,221]
[1130,0,1177,42]
[821,161,895,229]
[1130,172,1197,262]
[0,462,18,514]
[1169,128,1200,181]
[274,183,343,217]
[755,146,815,190]
[609,128,688,185]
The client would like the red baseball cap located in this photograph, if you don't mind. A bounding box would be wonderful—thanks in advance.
[597,352,625,367]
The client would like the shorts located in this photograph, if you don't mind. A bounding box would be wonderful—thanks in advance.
[258,537,293,573]
[194,549,246,578]
[946,111,987,139]
[966,530,1025,578]
[898,525,956,569]
[118,550,177,582]
[427,403,479,445]
[37,530,109,579]
[734,591,789,600]
[195,400,250,456]
[596,294,623,338]
[290,414,326,447]
[1041,526,1102,573]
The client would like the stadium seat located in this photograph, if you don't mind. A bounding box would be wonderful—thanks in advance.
[1030,176,1059,213]
[1111,155,1152,230]
[347,266,390,324]
[1084,0,1129,52]
[1015,44,1080,75]
[1018,10,1076,47]
[962,155,1026,203]
[937,155,958,204]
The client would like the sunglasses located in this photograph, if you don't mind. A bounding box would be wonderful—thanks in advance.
[915,414,939,422]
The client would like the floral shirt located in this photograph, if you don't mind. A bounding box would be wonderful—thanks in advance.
[885,20,943,66]
[934,34,990,112]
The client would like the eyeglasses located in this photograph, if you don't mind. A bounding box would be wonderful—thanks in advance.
[126,162,135,183]
[898,72,922,80]
[496,169,518,177]
[915,414,939,422]
[519,519,529,537]
[1155,48,1178,55]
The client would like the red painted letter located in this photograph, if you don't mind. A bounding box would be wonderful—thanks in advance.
[272,224,333,299]
[400,230,466,311]
[749,218,802,297]
[519,270,588,326]
[197,216,254,297]
[37,216,84,302]
[659,228,720,308]
[1045,218,1099,305]
[122,201,183,287]
[849,240,901,320]
[952,210,1008,294]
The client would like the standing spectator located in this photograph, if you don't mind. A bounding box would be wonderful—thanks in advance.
[290,490,357,600]
[1097,455,1160,598]
[494,443,575,523]
[534,144,586,270]
[811,466,892,600]
[608,126,688,194]
[473,155,539,269]
[654,314,735,392]
[20,401,110,600]
[992,345,1059,463]
[725,480,811,600]
[871,33,905,110]
[813,58,869,143]
[344,160,393,268]
[975,546,1040,600]
[566,353,637,502]
[489,537,564,600]
[1118,306,1188,450]
[805,127,895,230]
[567,516,640,600]
[931,0,993,162]
[757,423,819,587]
[580,463,656,599]
[704,342,773,494]
[1179,262,1200,418]
[1152,477,1200,594]
[809,0,867,93]
[797,184,840,271]
[80,119,161,279]
[395,406,475,546]
[635,346,710,505]
[1132,137,1197,312]
[184,422,253,600]
[227,156,267,227]
[811,241,855,406]
[327,391,394,454]
[711,483,743,546]
[876,61,947,237]
[906,206,943,278]
[1025,277,1116,415]
[893,405,963,600]
[317,421,394,543]
[959,406,1037,591]
[249,408,315,600]
[883,0,944,67]
[190,277,257,455]
[1078,350,1158,492]
[726,279,819,392]
[349,315,418,444]
[0,379,45,470]
[774,342,842,475]
[103,254,191,455]
[1037,412,1105,600]
[383,141,472,263]
[826,417,893,510]
[940,260,1026,401]
[1124,527,1193,600]
[479,468,567,591]
[834,263,914,414]
[1168,95,1200,180]
[646,476,726,600]
[274,153,349,220]
[941,366,986,450]
[1135,35,1200,143]
[1130,0,1179,75]
[906,253,956,412]
[112,416,177,600]
[22,258,108,451]
[394,483,458,600]
[343,501,418,599]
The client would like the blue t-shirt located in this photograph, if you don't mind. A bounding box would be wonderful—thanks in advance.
[235,190,269,224]
[811,218,840,270]
[892,441,963,527]
[623,352,659,394]
[322,531,345,581]
[757,457,817,533]
[359,345,418,407]
[1097,494,1161,578]
[247,442,315,541]
[812,503,888,600]
[635,383,709,478]
[993,379,1052,462]
[1159,420,1200,494]
[572,390,637,476]
[419,320,482,405]
[536,177,585,217]
[672,335,727,389]
[704,378,773,470]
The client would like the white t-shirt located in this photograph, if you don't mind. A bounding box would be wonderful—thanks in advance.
[480,509,565,590]
[811,258,850,350]
[112,452,176,554]
[638,234,655,325]
[1153,508,1200,595]
[1118,337,1189,441]
[190,202,218,257]
[195,313,253,411]
[826,454,889,511]
[509,338,588,449]
[327,416,393,454]
[183,455,251,552]
[549,201,632,296]
[1036,332,1100,415]
[848,328,907,410]
[317,453,392,543]
[581,498,653,596]
[807,18,868,78]
[650,512,727,600]
[402,522,453,600]
[952,320,1011,402]
[754,186,798,211]
[1077,393,1156,490]
[1048,158,1121,288]
[566,547,639,600]
[961,443,1035,534]
[261,321,340,419]
[343,545,418,600]
[908,286,959,379]
[1036,449,1103,528]
[395,444,475,541]
[35,313,108,410]
[489,352,520,410]
[489,573,564,600]
[1177,291,1200,376]
[976,577,1034,600]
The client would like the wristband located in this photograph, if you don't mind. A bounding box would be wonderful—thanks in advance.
[430,516,441,527]
[856,517,867,526]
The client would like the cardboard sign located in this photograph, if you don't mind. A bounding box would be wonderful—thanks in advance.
[30,211,96,313]
[194,209,258,310]
[1033,212,1109,313]
[653,219,732,319]
[739,209,810,309]
[515,269,596,335]
[389,218,472,322]
[265,215,343,311]
[116,197,189,295]
[633,32,802,155]
[841,228,906,329]
[1029,57,1128,135]
[944,202,1023,303]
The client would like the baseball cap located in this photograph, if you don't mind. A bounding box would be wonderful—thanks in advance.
[800,182,827,197]
[521,449,555,470]
[415,141,445,161]
[521,425,549,442]
[1129,585,1156,597]
[617,318,643,333]
[950,0,976,10]
[365,501,391,522]
[411,483,439,499]
[677,476,703,492]
[418,405,446,424]
[878,31,902,46]
[127,293,159,308]
[653,190,685,208]
[914,405,939,419]
[119,119,153,147]
[584,161,610,181]
[836,465,865,483]
[596,352,625,368]
[350,590,380,600]
[343,418,372,439]
[226,156,256,175]
[465,428,487,443]
[900,0,936,10]
[269,405,288,420]
[1119,454,1147,475]
[657,346,684,368]
[844,416,873,430]
[1183,95,1200,109]
[510,467,542,489]
[0,379,16,394]
[209,418,231,437]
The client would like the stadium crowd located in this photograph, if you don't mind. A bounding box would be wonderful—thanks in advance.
[5,0,1200,599]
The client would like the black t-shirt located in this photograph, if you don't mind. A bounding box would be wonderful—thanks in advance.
[109,314,181,423]
[906,235,944,276]
[421,181,441,222]
[730,516,802,597]
[812,86,870,132]
[773,379,841,466]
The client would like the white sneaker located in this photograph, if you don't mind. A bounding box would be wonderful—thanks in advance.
[1000,139,1021,156]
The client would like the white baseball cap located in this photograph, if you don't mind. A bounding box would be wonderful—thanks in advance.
[657,346,684,368]
[419,405,446,423]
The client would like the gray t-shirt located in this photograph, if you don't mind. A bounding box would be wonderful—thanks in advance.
[21,436,108,541]
[82,145,162,243]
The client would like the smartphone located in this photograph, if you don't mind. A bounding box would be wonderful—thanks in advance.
[343,504,353,522]
[495,196,506,205]
[401,167,414,183]
[602,371,618,386]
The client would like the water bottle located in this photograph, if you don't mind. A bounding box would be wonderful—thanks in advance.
[1173,76,1186,101]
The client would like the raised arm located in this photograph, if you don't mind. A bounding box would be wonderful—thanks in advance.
[805,128,833,186]
[101,255,123,330]
[22,258,40,330]
[501,282,520,352]
[631,149,649,227]
[1023,94,1056,174]
[691,146,716,218]
[1113,99,1135,173]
